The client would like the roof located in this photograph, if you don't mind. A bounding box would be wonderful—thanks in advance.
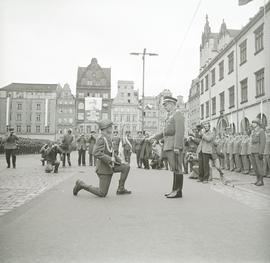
[0,83,59,92]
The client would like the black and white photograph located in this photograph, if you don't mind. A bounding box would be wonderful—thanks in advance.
[0,0,269,262]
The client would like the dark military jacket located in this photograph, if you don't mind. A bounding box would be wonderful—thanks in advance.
[251,128,266,154]
[45,145,63,163]
[93,134,121,175]
[4,134,19,150]
[154,109,185,151]
[134,137,144,151]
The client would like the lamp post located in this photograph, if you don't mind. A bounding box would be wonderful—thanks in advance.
[130,48,158,132]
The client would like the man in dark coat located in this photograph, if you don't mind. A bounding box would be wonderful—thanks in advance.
[3,128,19,168]
[73,120,132,197]
[77,134,87,166]
[61,129,73,167]
[151,96,185,198]
[44,143,63,173]
[140,133,152,169]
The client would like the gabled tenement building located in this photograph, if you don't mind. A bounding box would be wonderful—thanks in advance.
[196,3,270,134]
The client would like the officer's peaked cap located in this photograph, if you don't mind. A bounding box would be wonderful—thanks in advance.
[9,127,14,132]
[98,119,113,130]
[252,118,262,126]
[162,96,177,105]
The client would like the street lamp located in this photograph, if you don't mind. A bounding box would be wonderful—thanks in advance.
[130,48,158,133]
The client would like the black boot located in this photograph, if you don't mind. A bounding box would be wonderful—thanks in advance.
[164,173,176,197]
[255,175,264,186]
[167,173,183,199]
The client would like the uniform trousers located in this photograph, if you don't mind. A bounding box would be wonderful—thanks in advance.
[249,154,256,174]
[263,154,270,176]
[229,153,235,171]
[84,163,130,197]
[225,153,230,170]
[241,155,250,173]
[250,153,264,178]
[163,150,183,174]
[5,149,16,167]
[234,153,242,172]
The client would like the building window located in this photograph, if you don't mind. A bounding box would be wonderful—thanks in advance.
[200,104,204,120]
[17,103,22,110]
[229,86,235,109]
[69,118,73,124]
[206,101,209,118]
[254,24,264,54]
[127,93,131,97]
[126,115,130,122]
[36,125,41,133]
[78,93,84,98]
[103,93,109,99]
[212,97,216,115]
[87,126,91,134]
[36,103,41,110]
[78,102,84,110]
[240,78,248,103]
[128,99,130,103]
[220,91,225,112]
[36,114,41,122]
[45,126,50,133]
[228,51,234,74]
[16,125,21,133]
[239,40,247,65]
[255,68,264,97]
[200,79,204,94]
[211,68,215,86]
[16,113,22,121]
[205,75,209,91]
[26,125,31,133]
[219,61,224,80]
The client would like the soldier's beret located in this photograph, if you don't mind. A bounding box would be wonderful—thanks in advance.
[98,119,113,130]
[162,96,177,105]
[9,127,14,132]
[252,118,262,126]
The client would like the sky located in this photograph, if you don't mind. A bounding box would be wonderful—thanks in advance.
[0,0,265,101]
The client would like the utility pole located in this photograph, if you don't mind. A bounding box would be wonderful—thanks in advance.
[130,48,158,132]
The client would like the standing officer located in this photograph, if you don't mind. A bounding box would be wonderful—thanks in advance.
[134,131,144,168]
[263,126,270,177]
[151,96,185,199]
[88,131,96,166]
[233,134,242,172]
[73,120,131,197]
[122,131,133,164]
[3,127,19,168]
[112,131,120,156]
[250,118,266,186]
[61,129,73,167]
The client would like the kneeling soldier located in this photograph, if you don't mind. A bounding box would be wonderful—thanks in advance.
[73,120,131,197]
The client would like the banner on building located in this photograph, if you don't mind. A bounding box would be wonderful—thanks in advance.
[85,97,102,121]
[6,96,10,126]
[45,99,49,127]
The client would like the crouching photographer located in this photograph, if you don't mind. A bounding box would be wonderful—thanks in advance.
[44,143,63,173]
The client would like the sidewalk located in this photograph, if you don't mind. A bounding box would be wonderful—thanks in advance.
[212,168,270,199]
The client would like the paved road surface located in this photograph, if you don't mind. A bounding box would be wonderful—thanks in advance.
[0,154,269,263]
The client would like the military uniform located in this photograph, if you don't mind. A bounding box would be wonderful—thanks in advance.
[122,133,133,164]
[263,128,270,177]
[112,134,120,156]
[154,97,185,198]
[250,119,266,186]
[240,135,250,174]
[233,135,242,172]
[3,129,19,168]
[228,136,235,171]
[73,120,131,197]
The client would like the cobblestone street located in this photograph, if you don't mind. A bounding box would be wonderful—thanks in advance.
[0,154,86,217]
